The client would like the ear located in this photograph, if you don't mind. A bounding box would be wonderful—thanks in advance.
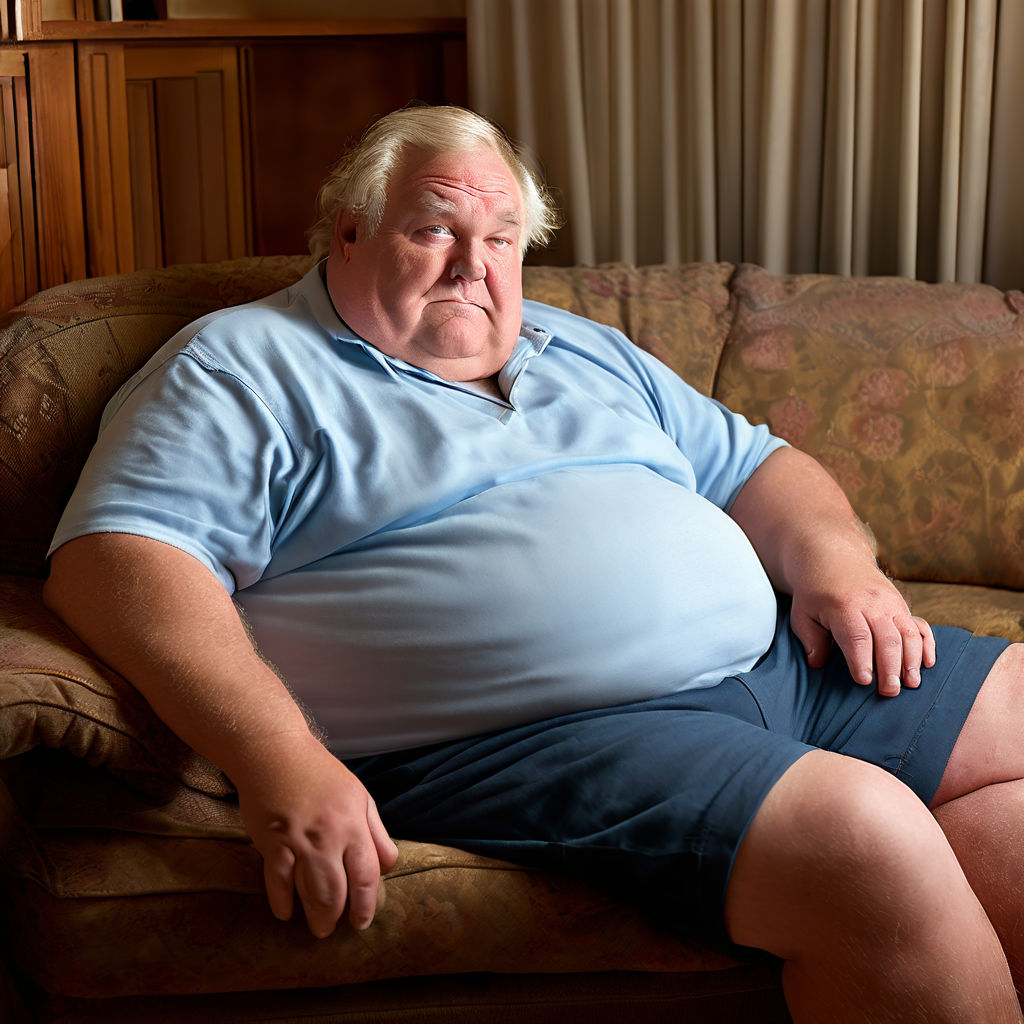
[332,211,359,262]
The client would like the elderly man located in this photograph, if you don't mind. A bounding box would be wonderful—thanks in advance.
[44,106,1024,1023]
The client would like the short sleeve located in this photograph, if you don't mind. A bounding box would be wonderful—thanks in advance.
[49,351,298,593]
[616,336,788,511]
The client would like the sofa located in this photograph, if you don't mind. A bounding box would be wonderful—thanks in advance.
[2,256,1023,1023]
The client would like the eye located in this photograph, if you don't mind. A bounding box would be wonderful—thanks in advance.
[490,236,513,249]
[423,225,455,238]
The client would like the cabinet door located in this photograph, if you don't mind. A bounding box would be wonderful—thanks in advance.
[77,43,134,276]
[24,45,87,297]
[79,43,251,275]
[0,50,37,310]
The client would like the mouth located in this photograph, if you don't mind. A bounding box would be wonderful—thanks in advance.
[430,297,484,312]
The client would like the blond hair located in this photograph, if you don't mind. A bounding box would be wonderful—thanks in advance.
[308,105,561,260]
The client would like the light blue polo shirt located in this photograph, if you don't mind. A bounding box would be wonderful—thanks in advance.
[51,265,786,757]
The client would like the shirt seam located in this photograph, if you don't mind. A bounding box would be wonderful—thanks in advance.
[181,344,306,456]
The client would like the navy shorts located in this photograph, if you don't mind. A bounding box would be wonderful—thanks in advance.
[348,601,1009,955]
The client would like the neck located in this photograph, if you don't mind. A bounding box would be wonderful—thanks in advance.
[462,374,504,399]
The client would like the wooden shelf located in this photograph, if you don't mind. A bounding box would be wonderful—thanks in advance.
[37,16,465,40]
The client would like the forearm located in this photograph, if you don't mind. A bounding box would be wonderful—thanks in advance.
[729,446,879,593]
[728,446,933,694]
[43,532,318,784]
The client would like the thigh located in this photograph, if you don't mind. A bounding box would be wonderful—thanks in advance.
[348,686,811,953]
[725,748,965,953]
[933,642,1024,807]
[741,605,1008,806]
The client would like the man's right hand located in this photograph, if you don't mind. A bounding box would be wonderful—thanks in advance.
[235,734,399,937]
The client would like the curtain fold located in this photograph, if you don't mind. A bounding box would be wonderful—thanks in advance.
[467,0,1022,287]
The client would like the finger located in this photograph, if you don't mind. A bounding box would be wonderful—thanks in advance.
[367,798,399,873]
[343,836,384,932]
[789,611,835,669]
[294,845,348,939]
[918,617,937,669]
[829,614,876,688]
[871,622,906,698]
[898,617,924,689]
[262,842,297,922]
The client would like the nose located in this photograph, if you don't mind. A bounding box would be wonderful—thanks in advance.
[449,238,486,282]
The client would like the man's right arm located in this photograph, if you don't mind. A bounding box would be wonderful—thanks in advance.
[44,531,398,937]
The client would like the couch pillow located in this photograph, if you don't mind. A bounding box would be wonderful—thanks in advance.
[715,265,1024,588]
[0,577,233,798]
[0,256,312,577]
[523,262,735,396]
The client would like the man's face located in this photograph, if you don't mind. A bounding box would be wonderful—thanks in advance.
[325,146,525,383]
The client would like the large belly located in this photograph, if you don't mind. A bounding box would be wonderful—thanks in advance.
[238,466,779,755]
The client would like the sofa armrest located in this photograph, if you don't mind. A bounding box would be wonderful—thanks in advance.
[0,575,232,799]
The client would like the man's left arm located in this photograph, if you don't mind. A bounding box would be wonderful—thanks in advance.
[728,446,935,696]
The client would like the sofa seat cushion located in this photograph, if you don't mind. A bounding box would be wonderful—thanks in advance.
[1,759,734,999]
[902,580,1024,642]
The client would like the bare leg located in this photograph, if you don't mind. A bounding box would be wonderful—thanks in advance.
[932,644,1024,995]
[934,781,1024,988]
[725,749,1021,1024]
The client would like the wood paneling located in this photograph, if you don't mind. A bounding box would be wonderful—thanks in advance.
[77,43,252,271]
[77,42,134,276]
[12,1,43,39]
[123,46,249,265]
[0,50,37,309]
[246,34,467,255]
[25,44,86,287]
[125,78,160,268]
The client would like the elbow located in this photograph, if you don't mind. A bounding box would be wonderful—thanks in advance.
[42,547,70,621]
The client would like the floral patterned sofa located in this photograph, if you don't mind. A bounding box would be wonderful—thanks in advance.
[3,256,1023,1023]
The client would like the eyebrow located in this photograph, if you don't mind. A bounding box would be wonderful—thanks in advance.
[415,191,521,227]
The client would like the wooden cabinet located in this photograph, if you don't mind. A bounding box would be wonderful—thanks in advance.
[0,1,467,310]
[0,48,38,309]
[79,42,251,275]
[0,41,87,308]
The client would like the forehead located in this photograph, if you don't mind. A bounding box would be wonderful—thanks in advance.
[389,147,523,222]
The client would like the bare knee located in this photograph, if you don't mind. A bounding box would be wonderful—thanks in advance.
[726,749,981,958]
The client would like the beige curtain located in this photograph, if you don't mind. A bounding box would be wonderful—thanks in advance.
[467,0,1024,288]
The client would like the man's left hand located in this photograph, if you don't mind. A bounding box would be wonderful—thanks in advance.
[730,446,936,697]
[788,559,936,697]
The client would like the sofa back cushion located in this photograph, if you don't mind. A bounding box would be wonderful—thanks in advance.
[0,256,313,576]
[715,264,1024,588]
[522,262,736,397]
